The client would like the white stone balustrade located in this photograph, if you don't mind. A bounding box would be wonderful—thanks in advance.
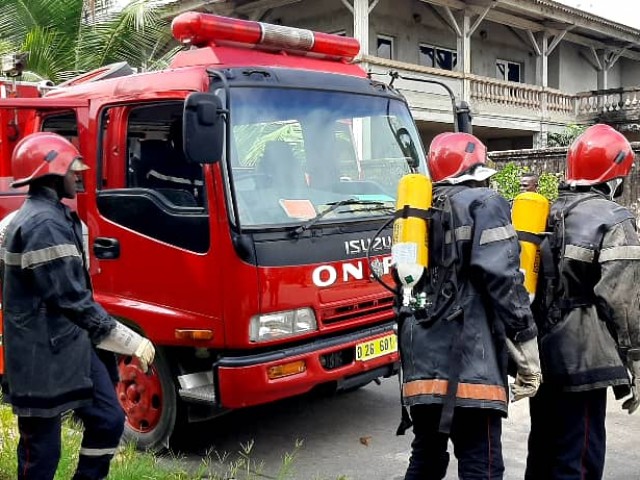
[360,55,638,125]
[575,88,640,117]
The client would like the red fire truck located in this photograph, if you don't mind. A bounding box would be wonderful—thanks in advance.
[0,13,429,449]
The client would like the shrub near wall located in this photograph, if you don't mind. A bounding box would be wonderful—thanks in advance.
[488,142,640,217]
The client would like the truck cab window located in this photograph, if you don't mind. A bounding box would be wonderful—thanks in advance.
[127,104,204,207]
[42,111,82,191]
[228,87,422,228]
[96,102,209,253]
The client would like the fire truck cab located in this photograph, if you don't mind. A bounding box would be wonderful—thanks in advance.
[0,13,428,449]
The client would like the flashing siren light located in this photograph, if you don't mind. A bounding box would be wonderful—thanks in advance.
[512,192,550,303]
[171,12,360,61]
[391,174,433,308]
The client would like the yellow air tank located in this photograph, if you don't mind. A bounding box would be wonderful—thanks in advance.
[391,174,432,306]
[512,192,550,303]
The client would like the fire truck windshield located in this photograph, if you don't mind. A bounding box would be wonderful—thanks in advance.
[227,87,426,228]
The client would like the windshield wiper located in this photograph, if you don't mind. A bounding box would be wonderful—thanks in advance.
[290,199,387,237]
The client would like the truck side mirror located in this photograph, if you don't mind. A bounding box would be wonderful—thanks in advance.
[396,127,420,170]
[183,92,225,164]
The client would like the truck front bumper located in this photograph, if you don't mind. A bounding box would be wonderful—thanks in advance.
[215,321,399,409]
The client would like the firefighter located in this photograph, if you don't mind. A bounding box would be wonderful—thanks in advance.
[525,124,640,480]
[399,132,541,480]
[0,132,156,480]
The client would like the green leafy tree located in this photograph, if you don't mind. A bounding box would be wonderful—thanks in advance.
[547,124,587,147]
[492,161,560,201]
[0,0,182,84]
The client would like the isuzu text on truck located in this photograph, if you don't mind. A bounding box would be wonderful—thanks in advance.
[0,13,429,449]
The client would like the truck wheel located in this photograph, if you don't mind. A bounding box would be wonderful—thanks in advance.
[116,349,182,451]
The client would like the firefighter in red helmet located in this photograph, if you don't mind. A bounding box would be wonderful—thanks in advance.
[400,132,540,480]
[526,124,640,479]
[0,132,155,480]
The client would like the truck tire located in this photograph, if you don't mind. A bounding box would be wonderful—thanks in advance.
[117,348,184,452]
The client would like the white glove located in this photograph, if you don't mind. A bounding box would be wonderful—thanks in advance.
[506,337,542,402]
[97,321,156,373]
[622,359,640,415]
[134,338,156,373]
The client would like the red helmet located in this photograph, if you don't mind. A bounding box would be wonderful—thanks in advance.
[566,124,634,186]
[428,132,495,184]
[11,132,88,188]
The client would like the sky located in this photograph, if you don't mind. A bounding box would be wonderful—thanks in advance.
[554,0,640,29]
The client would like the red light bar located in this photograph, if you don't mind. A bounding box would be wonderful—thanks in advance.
[171,12,360,61]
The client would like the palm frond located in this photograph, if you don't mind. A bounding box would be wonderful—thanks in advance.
[1,0,181,83]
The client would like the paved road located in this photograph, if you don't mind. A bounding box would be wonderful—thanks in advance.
[176,378,640,480]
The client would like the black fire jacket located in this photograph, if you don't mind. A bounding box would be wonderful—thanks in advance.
[400,185,537,415]
[534,190,640,395]
[1,187,115,417]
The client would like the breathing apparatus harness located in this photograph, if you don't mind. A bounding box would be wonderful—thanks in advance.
[535,190,601,335]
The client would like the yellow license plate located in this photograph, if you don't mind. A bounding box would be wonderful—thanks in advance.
[356,333,398,361]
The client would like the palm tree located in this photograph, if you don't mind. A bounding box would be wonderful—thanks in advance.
[0,0,183,84]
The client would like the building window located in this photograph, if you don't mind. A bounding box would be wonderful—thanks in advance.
[377,35,394,59]
[496,59,522,82]
[419,44,458,70]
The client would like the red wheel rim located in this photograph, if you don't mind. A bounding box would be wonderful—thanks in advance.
[116,356,163,433]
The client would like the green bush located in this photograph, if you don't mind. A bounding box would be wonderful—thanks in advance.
[547,124,587,147]
[491,162,560,201]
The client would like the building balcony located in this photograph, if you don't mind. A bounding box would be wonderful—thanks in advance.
[363,55,576,129]
[363,55,640,145]
[575,87,640,138]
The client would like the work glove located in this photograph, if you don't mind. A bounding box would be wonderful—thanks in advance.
[96,321,156,373]
[506,337,542,402]
[622,359,640,415]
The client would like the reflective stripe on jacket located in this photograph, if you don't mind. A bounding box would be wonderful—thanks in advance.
[0,187,115,417]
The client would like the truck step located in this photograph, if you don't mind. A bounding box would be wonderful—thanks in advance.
[179,384,217,404]
[177,371,216,404]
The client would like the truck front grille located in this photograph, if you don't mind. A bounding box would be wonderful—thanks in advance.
[320,294,394,325]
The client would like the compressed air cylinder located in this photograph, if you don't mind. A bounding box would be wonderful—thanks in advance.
[512,192,550,302]
[392,174,432,307]
[392,174,432,267]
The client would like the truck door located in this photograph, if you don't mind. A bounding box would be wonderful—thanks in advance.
[90,100,223,344]
[0,99,88,377]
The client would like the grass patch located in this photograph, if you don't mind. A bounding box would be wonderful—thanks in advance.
[1,400,347,479]
[0,402,208,479]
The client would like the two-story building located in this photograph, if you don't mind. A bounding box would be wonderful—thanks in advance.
[191,0,640,150]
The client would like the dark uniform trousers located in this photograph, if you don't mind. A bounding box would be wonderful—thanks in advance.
[404,405,504,480]
[16,349,125,480]
[525,383,607,480]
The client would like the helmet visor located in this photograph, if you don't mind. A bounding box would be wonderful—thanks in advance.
[69,157,89,172]
[441,165,497,184]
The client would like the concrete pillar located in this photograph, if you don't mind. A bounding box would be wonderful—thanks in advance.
[597,68,608,90]
[533,128,548,149]
[353,0,369,57]
[457,12,472,102]
[535,32,549,147]
[535,32,549,88]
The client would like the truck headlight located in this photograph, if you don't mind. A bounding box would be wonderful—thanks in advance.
[249,308,317,343]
